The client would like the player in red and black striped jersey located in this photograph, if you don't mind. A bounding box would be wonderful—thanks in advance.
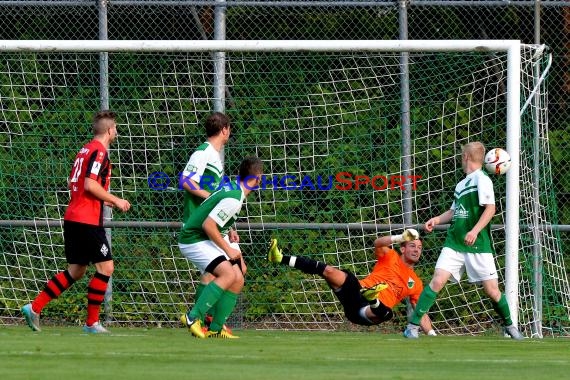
[64,138,112,225]
[21,110,131,333]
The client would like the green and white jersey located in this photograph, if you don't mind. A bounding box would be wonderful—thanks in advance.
[178,181,244,244]
[181,141,224,222]
[444,169,495,253]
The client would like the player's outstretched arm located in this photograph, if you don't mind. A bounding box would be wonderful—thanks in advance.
[425,209,454,232]
[374,235,394,249]
[375,228,420,248]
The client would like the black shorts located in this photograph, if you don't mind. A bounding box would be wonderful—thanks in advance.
[334,270,392,326]
[64,220,112,265]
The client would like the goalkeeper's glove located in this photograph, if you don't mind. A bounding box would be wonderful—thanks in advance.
[390,228,420,244]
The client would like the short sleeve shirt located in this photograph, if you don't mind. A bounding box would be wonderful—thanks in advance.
[181,142,224,221]
[444,169,495,253]
[359,248,424,308]
[64,139,111,226]
[178,181,244,244]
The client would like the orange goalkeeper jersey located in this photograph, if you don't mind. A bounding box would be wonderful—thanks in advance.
[359,248,423,309]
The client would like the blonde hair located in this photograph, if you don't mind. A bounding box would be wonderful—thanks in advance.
[462,141,485,164]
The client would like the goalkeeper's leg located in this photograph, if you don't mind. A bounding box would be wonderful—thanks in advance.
[268,238,346,288]
[364,302,394,324]
[334,271,392,326]
[360,283,388,303]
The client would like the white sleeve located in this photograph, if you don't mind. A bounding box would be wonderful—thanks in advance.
[478,176,495,205]
[182,150,207,182]
[208,198,242,228]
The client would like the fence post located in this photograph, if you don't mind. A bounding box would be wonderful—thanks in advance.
[99,0,113,325]
[399,0,413,226]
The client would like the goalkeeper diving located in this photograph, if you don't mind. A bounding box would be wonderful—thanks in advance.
[268,229,435,334]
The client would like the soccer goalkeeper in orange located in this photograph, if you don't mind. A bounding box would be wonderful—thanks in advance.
[268,229,435,333]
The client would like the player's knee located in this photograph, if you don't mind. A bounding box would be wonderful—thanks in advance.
[430,269,451,291]
[68,265,87,280]
[429,278,446,292]
[322,265,336,276]
[217,275,237,290]
[322,265,345,285]
[95,261,114,277]
[484,286,501,301]
[222,267,238,282]
[211,261,238,287]
[200,272,215,283]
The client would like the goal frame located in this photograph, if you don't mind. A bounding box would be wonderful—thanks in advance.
[0,39,523,327]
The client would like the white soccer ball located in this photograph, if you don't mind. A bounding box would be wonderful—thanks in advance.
[484,148,511,175]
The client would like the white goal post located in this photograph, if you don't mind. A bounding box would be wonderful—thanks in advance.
[0,42,524,325]
[1,39,563,336]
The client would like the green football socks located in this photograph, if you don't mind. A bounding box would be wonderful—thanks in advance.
[190,281,224,321]
[195,282,206,300]
[492,293,513,326]
[410,286,438,325]
[209,290,238,332]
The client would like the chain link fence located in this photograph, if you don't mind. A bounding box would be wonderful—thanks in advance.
[1,1,568,220]
[0,1,568,333]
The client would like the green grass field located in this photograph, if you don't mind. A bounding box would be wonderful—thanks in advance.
[1,326,568,380]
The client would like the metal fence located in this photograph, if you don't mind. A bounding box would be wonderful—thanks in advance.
[0,0,568,332]
[0,0,568,224]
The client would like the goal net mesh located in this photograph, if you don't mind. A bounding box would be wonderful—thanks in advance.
[0,45,567,336]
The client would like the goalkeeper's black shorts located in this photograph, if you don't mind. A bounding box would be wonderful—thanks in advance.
[333,269,392,326]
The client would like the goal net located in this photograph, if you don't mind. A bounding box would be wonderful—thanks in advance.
[0,41,567,337]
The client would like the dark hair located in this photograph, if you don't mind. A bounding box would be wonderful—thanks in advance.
[238,156,263,179]
[204,112,230,137]
[92,110,117,135]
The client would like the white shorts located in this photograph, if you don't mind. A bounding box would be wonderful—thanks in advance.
[179,235,240,274]
[435,247,498,284]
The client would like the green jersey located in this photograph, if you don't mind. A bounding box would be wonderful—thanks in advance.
[444,169,495,253]
[178,181,244,244]
[181,142,224,223]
